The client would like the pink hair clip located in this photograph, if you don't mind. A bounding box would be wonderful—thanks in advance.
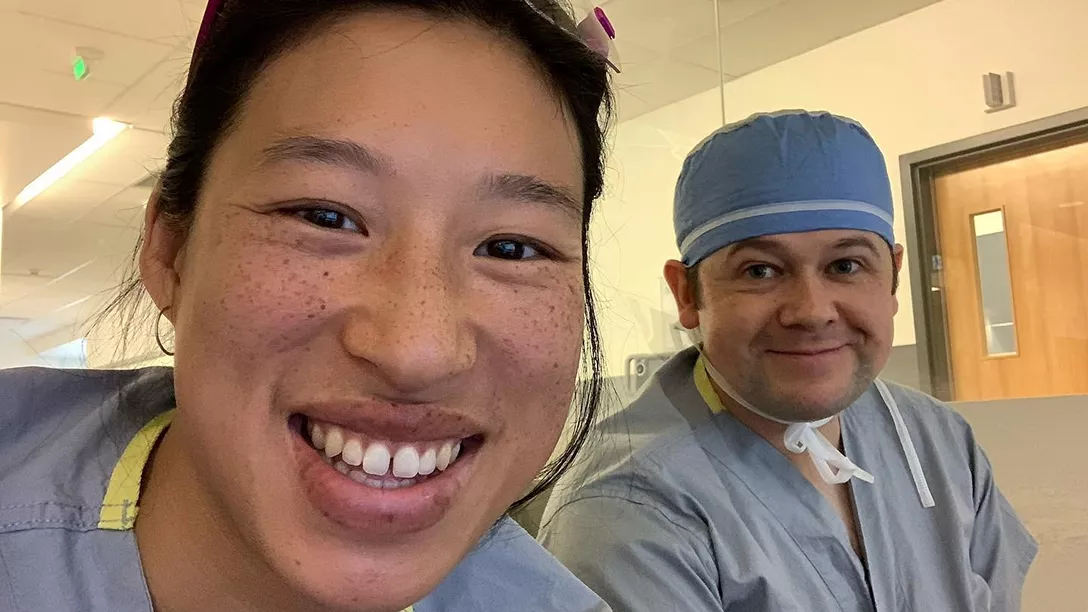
[574,4,620,73]
[523,0,621,73]
[193,0,223,57]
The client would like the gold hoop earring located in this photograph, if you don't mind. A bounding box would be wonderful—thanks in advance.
[155,308,175,357]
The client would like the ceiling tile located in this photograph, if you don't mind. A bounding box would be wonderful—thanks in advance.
[13,179,123,221]
[606,0,719,56]
[104,44,191,130]
[0,287,96,320]
[10,0,203,44]
[0,105,90,206]
[0,10,175,87]
[2,213,139,279]
[0,64,124,118]
[82,184,151,229]
[0,273,54,305]
[64,128,170,186]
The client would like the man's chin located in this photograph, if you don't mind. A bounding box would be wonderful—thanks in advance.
[760,380,866,422]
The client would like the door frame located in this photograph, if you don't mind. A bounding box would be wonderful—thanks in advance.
[899,106,1088,401]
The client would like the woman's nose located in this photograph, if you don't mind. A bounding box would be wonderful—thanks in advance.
[340,249,476,394]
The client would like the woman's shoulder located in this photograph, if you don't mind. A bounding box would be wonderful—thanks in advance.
[417,516,609,611]
[0,366,174,424]
[0,367,175,531]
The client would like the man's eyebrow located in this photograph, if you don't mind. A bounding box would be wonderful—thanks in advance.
[726,235,884,259]
[261,136,395,175]
[726,237,790,258]
[831,235,882,256]
[478,173,582,219]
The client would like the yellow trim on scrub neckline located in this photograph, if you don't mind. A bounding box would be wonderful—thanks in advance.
[97,409,176,530]
[693,355,726,415]
[95,409,417,612]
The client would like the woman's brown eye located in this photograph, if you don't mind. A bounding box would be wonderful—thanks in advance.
[296,208,363,233]
[477,239,543,261]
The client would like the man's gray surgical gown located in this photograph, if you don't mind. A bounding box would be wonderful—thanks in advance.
[539,347,1036,612]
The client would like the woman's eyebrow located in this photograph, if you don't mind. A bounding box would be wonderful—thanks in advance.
[261,135,581,218]
[477,173,582,220]
[261,135,395,175]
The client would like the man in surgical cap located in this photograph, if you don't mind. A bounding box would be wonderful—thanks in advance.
[539,111,1037,611]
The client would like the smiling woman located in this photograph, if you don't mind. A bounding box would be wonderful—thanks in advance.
[0,1,614,611]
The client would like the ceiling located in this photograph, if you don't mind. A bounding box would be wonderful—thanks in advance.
[0,0,941,367]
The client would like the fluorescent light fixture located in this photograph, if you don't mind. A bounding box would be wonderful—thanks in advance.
[9,117,130,209]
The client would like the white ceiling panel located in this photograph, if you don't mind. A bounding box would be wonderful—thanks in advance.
[12,179,123,221]
[0,315,32,333]
[11,295,108,342]
[614,39,722,122]
[0,10,176,86]
[604,0,719,56]
[104,46,192,130]
[0,286,98,320]
[7,0,204,44]
[0,105,90,206]
[0,273,56,305]
[82,184,150,229]
[2,213,138,277]
[1,65,124,119]
[717,0,790,27]
[63,128,169,186]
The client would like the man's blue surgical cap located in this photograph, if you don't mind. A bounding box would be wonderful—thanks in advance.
[674,110,895,267]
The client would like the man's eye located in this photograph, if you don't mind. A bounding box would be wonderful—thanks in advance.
[830,259,862,275]
[295,208,364,233]
[476,238,545,261]
[744,264,777,280]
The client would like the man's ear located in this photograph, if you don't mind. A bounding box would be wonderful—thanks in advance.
[139,185,185,322]
[892,243,905,297]
[663,259,700,331]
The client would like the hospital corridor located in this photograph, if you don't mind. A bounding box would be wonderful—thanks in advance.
[1,0,1086,611]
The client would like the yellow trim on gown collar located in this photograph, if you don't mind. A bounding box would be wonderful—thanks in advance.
[96,409,416,612]
[98,409,175,530]
[694,355,728,415]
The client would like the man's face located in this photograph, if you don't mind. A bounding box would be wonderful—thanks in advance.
[667,230,903,422]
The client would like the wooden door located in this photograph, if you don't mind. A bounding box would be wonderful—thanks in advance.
[933,138,1088,401]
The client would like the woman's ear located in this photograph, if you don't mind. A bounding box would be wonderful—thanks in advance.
[139,185,185,322]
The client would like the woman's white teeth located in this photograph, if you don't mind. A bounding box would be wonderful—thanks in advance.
[309,422,468,481]
[324,427,344,458]
[418,448,437,476]
[393,447,420,478]
[436,443,452,471]
[362,443,391,476]
[341,439,364,467]
[311,424,327,450]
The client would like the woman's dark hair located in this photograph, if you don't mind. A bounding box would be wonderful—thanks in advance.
[99,0,612,515]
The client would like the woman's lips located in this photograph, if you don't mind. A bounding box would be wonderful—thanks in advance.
[291,418,479,540]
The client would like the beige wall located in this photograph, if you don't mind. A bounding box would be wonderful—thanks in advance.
[594,0,1088,375]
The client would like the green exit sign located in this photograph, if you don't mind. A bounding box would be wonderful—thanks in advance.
[72,56,89,81]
